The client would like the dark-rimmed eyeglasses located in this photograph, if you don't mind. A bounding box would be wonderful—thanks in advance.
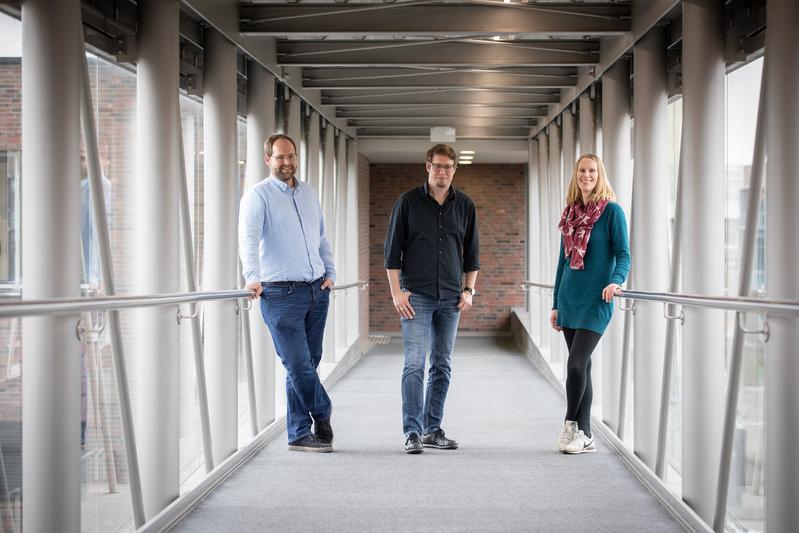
[428,163,456,172]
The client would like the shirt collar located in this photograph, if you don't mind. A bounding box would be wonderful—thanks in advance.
[268,175,297,192]
[423,180,457,201]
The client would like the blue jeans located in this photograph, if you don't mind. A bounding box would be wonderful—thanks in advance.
[400,293,461,437]
[259,278,332,443]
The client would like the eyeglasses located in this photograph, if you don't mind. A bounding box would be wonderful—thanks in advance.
[272,154,297,163]
[428,163,456,172]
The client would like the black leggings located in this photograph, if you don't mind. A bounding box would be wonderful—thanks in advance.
[563,327,602,438]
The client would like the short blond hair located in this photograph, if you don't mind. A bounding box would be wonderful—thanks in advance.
[565,153,616,206]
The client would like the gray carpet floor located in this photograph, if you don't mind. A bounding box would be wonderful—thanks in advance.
[172,337,686,532]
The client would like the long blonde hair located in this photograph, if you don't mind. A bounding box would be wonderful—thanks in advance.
[565,153,616,206]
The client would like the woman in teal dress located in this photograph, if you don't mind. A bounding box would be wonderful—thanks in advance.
[550,154,630,454]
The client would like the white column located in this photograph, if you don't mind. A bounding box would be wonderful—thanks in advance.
[595,92,603,157]
[765,0,799,530]
[548,124,564,367]
[632,28,669,469]
[346,138,360,345]
[306,111,322,194]
[537,134,551,355]
[561,110,577,174]
[334,133,349,354]
[136,0,181,518]
[203,29,238,464]
[527,139,541,342]
[681,0,725,522]
[579,92,597,154]
[245,62,277,431]
[21,1,82,530]
[275,85,286,133]
[600,59,632,433]
[321,124,337,361]
[286,94,302,180]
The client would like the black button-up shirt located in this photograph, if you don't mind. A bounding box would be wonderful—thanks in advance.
[384,182,480,300]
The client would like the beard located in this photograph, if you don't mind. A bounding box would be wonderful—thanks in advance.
[275,165,296,182]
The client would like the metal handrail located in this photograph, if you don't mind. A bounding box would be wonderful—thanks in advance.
[332,280,368,291]
[0,281,370,319]
[0,289,252,319]
[520,281,799,316]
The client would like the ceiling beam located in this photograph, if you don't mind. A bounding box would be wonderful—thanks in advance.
[277,40,599,67]
[358,138,530,164]
[321,89,561,106]
[348,117,535,128]
[240,3,629,36]
[337,106,548,119]
[355,126,531,139]
[182,0,356,136]
[532,0,681,137]
[302,67,577,89]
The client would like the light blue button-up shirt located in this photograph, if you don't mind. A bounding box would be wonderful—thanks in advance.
[238,176,335,284]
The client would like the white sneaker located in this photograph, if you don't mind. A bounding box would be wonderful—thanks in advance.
[557,420,579,452]
[564,430,596,454]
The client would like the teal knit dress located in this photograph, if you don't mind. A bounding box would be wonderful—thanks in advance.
[553,202,631,335]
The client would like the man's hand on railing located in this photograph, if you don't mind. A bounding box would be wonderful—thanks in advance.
[602,283,622,303]
[549,309,562,332]
[246,281,262,299]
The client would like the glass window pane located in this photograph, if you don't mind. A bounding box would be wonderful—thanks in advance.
[0,13,23,532]
[723,56,765,533]
[82,51,138,532]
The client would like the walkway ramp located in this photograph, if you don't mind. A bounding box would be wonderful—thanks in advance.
[173,337,685,532]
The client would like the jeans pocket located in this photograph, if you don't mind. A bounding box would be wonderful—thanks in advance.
[263,286,292,300]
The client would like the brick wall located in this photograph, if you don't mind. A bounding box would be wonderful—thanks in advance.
[0,59,21,151]
[358,153,370,338]
[369,163,527,333]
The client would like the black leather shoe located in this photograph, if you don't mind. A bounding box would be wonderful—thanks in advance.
[421,429,458,449]
[314,418,334,445]
[288,434,333,453]
[405,433,423,454]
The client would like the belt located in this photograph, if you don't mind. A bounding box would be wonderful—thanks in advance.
[261,277,322,288]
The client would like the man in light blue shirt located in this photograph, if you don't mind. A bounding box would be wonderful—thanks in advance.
[239,133,336,453]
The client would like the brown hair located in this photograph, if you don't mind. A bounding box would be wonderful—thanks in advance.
[425,144,457,165]
[565,153,616,206]
[264,134,297,157]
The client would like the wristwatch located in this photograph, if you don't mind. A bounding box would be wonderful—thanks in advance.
[463,287,476,296]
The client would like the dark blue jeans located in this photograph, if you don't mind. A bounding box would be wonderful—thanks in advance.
[259,278,332,443]
[400,293,461,437]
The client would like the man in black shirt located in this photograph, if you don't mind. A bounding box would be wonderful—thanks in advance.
[384,144,480,454]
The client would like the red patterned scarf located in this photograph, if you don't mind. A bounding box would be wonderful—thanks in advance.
[558,200,609,270]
